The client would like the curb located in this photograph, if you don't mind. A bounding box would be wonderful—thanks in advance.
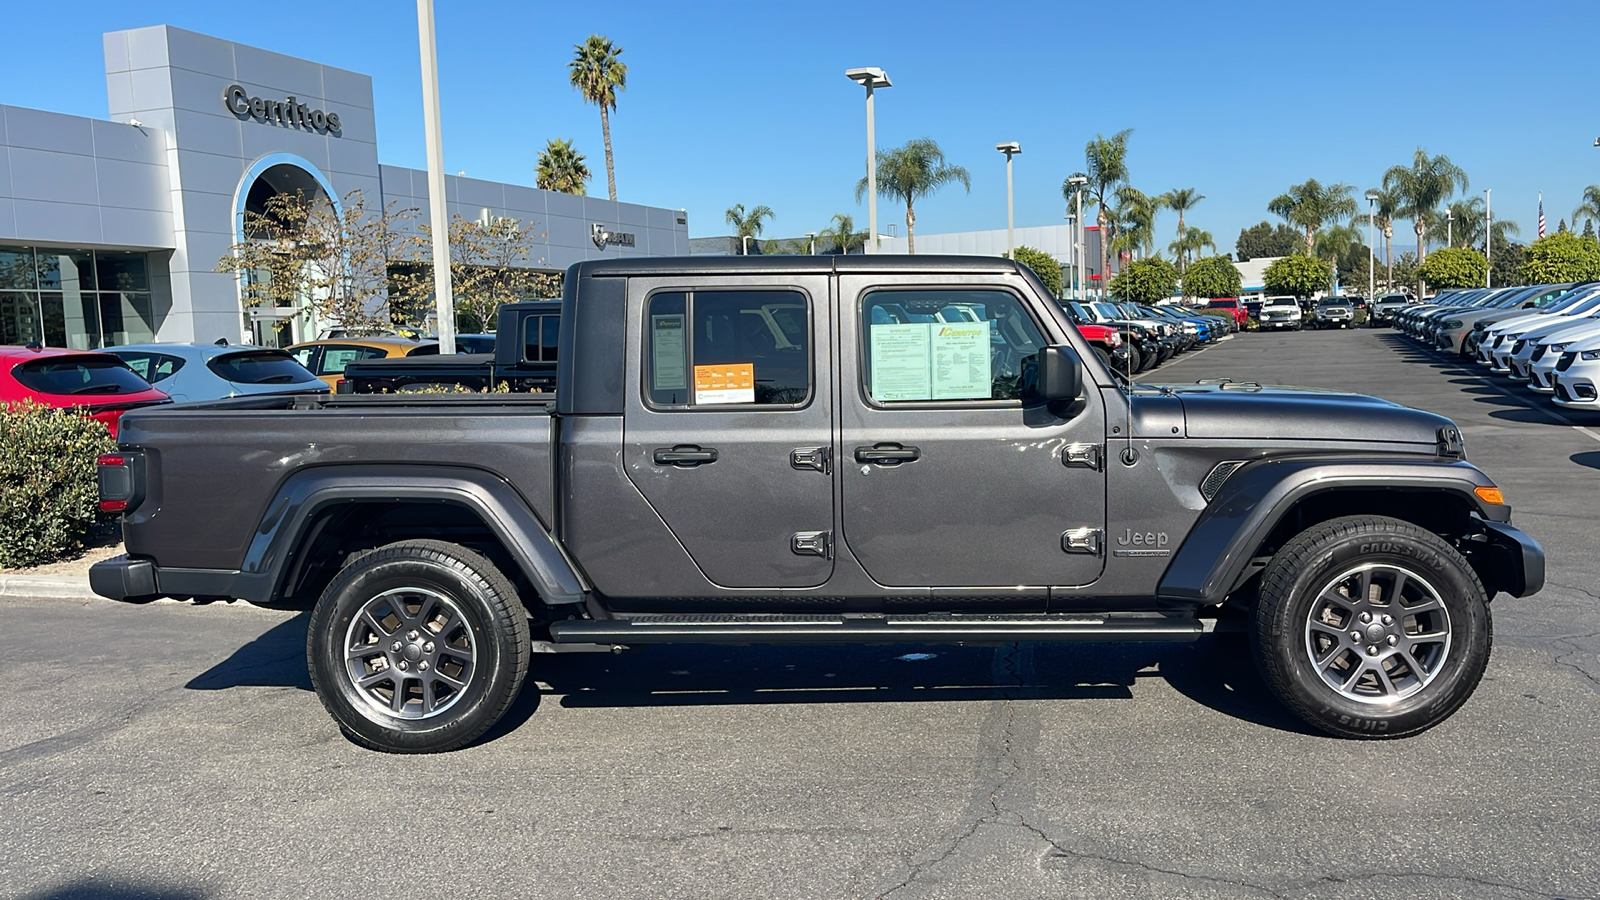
[0,573,99,601]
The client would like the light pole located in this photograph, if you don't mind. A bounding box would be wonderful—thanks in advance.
[1485,189,1493,288]
[1064,211,1076,300]
[1067,175,1088,299]
[741,235,751,256]
[416,0,455,353]
[845,67,891,252]
[805,231,816,256]
[995,142,1020,258]
[1365,192,1378,300]
[1446,207,1453,249]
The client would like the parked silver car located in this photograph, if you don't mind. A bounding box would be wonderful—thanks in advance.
[1311,297,1353,329]
[108,342,328,402]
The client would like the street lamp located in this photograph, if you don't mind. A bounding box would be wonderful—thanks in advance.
[1485,189,1493,288]
[416,0,455,353]
[845,67,891,252]
[805,231,816,256]
[1064,211,1076,300]
[1365,191,1378,300]
[1446,207,1454,249]
[995,142,1021,258]
[1067,175,1088,299]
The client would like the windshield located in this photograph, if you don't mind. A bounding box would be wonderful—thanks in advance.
[1534,286,1592,313]
[207,350,319,385]
[14,355,154,396]
[1205,299,1237,309]
[1091,302,1123,319]
[1266,298,1298,308]
[1317,298,1347,307]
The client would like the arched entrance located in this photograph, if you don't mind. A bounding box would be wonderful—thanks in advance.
[232,154,340,347]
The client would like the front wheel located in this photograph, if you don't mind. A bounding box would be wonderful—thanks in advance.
[1251,516,1491,739]
[308,539,532,753]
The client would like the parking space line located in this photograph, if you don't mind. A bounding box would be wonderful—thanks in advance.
[1470,366,1600,445]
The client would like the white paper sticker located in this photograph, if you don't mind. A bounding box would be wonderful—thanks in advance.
[651,314,686,390]
[868,324,932,401]
[931,321,991,400]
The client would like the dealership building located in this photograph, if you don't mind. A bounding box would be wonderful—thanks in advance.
[0,25,689,349]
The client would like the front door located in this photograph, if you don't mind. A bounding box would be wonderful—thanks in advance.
[837,276,1108,592]
[622,276,835,588]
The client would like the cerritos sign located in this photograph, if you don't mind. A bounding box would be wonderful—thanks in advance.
[223,84,342,135]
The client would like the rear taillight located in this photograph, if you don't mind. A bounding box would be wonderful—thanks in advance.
[97,452,141,514]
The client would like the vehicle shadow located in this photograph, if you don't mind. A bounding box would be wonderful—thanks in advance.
[1572,451,1600,470]
[18,880,209,900]
[180,616,1318,739]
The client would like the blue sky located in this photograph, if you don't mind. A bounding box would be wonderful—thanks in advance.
[3,0,1597,254]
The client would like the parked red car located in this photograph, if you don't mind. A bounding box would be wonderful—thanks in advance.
[1,345,170,437]
[1073,322,1133,370]
[1204,298,1249,326]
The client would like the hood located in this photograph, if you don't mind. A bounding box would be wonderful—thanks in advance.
[1145,383,1453,446]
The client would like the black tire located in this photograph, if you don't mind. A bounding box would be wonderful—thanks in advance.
[308,539,531,753]
[1251,515,1491,739]
[1125,344,1142,375]
[1093,345,1113,371]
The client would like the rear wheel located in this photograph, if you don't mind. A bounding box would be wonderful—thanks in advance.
[308,539,531,753]
[1252,516,1490,739]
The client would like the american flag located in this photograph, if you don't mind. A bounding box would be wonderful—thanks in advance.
[1539,193,1545,238]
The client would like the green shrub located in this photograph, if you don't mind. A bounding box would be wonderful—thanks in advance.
[1006,245,1064,297]
[0,401,116,568]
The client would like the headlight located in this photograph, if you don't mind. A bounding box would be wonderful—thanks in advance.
[1551,342,1571,352]
[1582,349,1600,360]
[1443,320,1463,329]
[1109,332,1122,347]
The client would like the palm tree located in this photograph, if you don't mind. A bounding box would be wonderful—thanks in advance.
[1573,186,1600,233]
[568,35,627,202]
[818,213,865,255]
[1113,186,1162,259]
[1267,179,1358,254]
[1065,129,1133,286]
[534,138,590,195]
[1168,226,1214,270]
[1358,186,1403,288]
[1439,196,1487,250]
[855,138,970,254]
[1382,148,1469,264]
[1488,217,1521,250]
[725,204,774,255]
[1160,187,1204,240]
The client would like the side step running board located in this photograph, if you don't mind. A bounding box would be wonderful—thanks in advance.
[548,613,1202,645]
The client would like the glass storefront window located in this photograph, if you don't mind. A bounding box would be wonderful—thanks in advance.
[36,249,96,292]
[39,292,65,348]
[1,291,43,344]
[0,250,36,290]
[100,292,155,346]
[95,251,148,292]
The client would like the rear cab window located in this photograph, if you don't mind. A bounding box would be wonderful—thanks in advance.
[14,355,153,396]
[522,315,560,363]
[645,289,811,407]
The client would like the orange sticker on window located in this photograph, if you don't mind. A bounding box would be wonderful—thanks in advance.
[693,363,755,405]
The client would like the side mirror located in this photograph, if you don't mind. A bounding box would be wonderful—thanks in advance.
[1034,345,1082,403]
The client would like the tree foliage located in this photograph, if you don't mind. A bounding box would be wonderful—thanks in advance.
[430,216,556,332]
[1491,241,1527,288]
[1007,245,1063,297]
[1235,221,1301,261]
[1519,232,1600,284]
[725,204,775,254]
[1267,179,1358,254]
[818,213,866,255]
[1417,247,1489,289]
[569,35,626,201]
[1065,129,1133,283]
[1108,257,1178,303]
[0,401,115,568]
[1383,148,1468,265]
[217,189,429,332]
[1263,254,1333,298]
[535,138,590,195]
[856,138,970,253]
[1181,255,1242,299]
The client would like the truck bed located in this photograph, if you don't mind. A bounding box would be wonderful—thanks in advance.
[115,394,557,571]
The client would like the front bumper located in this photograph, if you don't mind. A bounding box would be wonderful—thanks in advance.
[1477,520,1545,598]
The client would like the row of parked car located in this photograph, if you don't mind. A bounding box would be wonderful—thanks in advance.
[1391,281,1600,409]
[1061,299,1237,374]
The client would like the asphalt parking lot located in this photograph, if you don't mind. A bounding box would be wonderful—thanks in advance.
[4,327,1598,900]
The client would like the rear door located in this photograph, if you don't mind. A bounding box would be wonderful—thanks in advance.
[837,274,1109,596]
[622,274,835,588]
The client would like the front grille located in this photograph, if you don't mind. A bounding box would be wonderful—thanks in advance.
[1555,382,1574,402]
[1580,384,1599,401]
[1557,352,1578,372]
[1511,340,1526,355]
[1532,345,1548,362]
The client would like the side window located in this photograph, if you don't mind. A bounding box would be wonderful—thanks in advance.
[291,346,317,370]
[522,315,561,362]
[861,289,1046,403]
[646,289,810,408]
[149,354,185,382]
[119,353,153,380]
[318,345,385,375]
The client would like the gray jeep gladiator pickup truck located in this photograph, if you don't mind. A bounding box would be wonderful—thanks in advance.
[91,256,1544,752]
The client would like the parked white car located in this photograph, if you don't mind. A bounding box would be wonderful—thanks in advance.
[1258,296,1303,330]
[1479,287,1600,369]
[1503,315,1600,380]
[1552,332,1600,408]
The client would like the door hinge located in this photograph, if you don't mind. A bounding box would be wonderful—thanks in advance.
[791,530,833,558]
[1061,527,1103,556]
[1061,442,1103,470]
[790,447,831,474]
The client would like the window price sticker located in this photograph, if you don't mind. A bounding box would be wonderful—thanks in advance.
[693,362,755,404]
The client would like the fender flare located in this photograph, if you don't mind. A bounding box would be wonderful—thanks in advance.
[1156,457,1515,604]
[233,465,586,606]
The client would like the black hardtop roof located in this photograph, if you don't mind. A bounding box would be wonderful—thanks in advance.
[569,254,1030,279]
